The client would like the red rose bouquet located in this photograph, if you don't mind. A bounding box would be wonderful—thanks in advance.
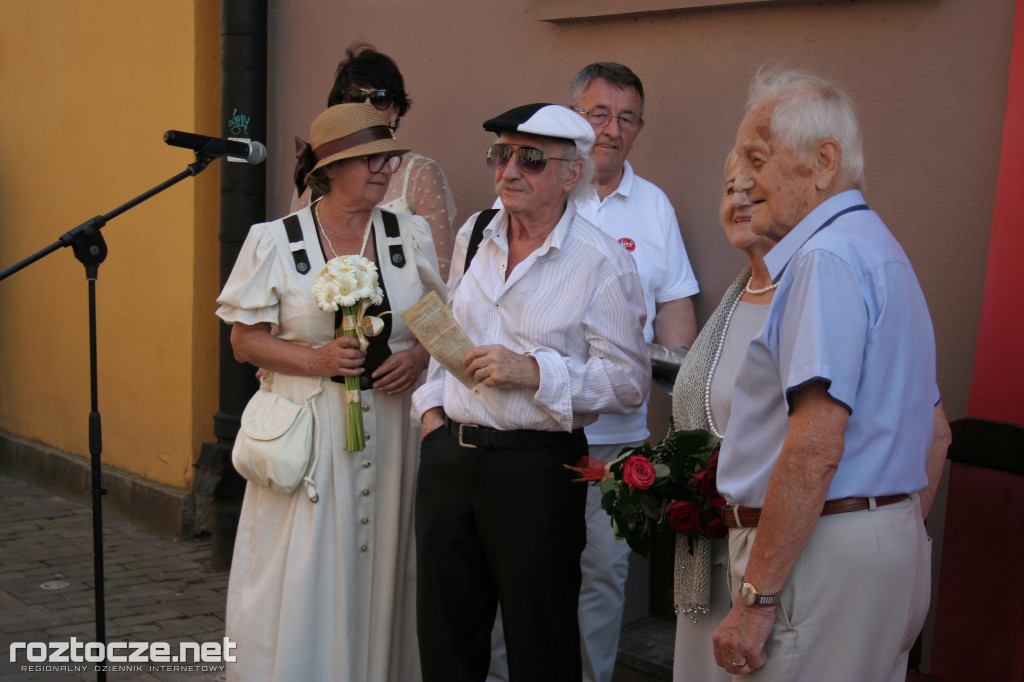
[569,421,724,558]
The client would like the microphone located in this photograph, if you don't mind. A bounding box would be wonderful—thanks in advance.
[163,130,267,165]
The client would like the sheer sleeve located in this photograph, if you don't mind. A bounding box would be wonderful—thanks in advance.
[215,222,286,327]
[405,156,457,281]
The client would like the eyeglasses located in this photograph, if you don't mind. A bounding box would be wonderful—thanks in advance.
[570,106,641,132]
[486,143,572,175]
[366,154,403,173]
[338,88,394,111]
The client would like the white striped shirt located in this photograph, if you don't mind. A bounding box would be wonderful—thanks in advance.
[411,204,650,432]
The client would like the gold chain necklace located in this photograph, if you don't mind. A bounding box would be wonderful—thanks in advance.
[314,199,373,259]
[314,200,340,258]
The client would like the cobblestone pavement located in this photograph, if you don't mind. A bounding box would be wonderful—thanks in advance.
[0,475,228,682]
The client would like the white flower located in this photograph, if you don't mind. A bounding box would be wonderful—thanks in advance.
[312,255,384,312]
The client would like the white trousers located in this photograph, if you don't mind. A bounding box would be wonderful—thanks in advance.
[487,442,637,682]
[725,494,931,682]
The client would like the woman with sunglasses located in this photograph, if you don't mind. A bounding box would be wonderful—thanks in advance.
[295,43,458,280]
[218,102,445,682]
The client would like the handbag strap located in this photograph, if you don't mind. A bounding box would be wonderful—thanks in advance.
[301,376,324,502]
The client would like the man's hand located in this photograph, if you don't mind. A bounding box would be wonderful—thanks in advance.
[713,601,775,675]
[463,345,540,389]
[421,407,445,439]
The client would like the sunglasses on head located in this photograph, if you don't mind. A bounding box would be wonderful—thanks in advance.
[365,154,403,173]
[339,88,394,111]
[486,143,573,175]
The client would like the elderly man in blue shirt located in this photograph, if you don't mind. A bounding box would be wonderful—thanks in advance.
[710,68,951,682]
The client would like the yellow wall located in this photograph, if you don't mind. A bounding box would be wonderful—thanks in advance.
[0,0,221,489]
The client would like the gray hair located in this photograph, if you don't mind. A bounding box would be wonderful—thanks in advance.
[563,141,596,202]
[747,67,865,187]
[567,62,645,117]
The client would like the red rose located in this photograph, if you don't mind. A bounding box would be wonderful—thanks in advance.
[665,501,702,534]
[708,494,728,511]
[692,468,718,498]
[621,455,657,490]
[700,510,727,539]
[706,450,720,469]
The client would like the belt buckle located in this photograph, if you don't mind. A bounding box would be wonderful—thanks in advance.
[457,423,479,449]
[723,503,744,528]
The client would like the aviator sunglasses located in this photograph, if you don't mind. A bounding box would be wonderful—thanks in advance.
[486,143,572,175]
[338,87,394,111]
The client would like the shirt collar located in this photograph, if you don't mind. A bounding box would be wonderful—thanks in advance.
[573,160,634,216]
[764,189,867,282]
[489,201,577,260]
[609,160,635,199]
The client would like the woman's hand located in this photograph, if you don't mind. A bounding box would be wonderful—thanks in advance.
[371,343,430,395]
[310,335,365,377]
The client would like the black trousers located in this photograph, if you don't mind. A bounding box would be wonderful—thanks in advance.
[415,424,589,682]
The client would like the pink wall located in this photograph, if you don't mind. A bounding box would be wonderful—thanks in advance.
[267,0,1014,421]
[968,0,1024,425]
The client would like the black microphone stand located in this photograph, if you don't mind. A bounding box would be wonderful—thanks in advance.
[0,151,218,682]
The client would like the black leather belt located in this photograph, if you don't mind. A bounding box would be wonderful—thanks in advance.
[444,417,579,449]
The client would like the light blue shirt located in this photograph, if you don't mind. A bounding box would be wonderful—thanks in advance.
[718,190,938,507]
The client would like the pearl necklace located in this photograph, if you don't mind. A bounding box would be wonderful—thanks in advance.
[704,276,773,439]
[744,278,778,295]
[703,288,743,440]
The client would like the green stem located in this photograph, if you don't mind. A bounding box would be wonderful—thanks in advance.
[341,304,366,452]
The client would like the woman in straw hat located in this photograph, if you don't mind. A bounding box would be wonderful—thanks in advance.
[294,42,458,281]
[217,102,445,682]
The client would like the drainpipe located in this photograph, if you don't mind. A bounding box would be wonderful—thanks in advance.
[196,0,267,572]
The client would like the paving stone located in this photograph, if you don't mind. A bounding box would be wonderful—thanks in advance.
[0,475,227,682]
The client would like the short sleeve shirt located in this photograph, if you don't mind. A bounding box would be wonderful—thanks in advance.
[717,190,938,507]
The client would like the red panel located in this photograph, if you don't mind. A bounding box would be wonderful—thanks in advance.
[928,462,1024,681]
[968,0,1024,424]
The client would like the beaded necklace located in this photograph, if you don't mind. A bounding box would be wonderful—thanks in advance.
[703,276,773,439]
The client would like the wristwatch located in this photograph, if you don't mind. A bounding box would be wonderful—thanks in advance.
[739,577,778,608]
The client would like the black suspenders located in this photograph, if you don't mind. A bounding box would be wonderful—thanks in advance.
[464,208,499,271]
[379,210,405,268]
[282,214,311,274]
[282,210,407,274]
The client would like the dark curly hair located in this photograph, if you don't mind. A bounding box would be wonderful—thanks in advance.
[327,42,412,121]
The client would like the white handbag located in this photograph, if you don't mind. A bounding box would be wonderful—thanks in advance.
[232,373,324,502]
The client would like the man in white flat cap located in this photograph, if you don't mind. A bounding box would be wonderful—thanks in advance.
[412,103,650,682]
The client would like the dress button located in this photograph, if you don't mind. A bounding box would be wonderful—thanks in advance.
[362,461,371,468]
[362,403,370,412]
[361,517,369,525]
[365,434,371,441]
[360,545,368,552]
[361,489,370,496]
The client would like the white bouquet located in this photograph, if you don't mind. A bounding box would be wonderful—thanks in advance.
[311,255,385,451]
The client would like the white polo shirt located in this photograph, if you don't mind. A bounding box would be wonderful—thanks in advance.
[572,162,699,444]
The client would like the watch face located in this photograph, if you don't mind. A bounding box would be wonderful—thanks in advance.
[740,582,757,606]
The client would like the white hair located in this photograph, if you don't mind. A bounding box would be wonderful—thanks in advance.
[747,67,865,187]
[564,141,596,202]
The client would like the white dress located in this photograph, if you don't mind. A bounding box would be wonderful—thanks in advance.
[216,205,444,682]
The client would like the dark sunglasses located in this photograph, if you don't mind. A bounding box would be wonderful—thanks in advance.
[366,154,403,174]
[486,143,572,175]
[338,88,394,111]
